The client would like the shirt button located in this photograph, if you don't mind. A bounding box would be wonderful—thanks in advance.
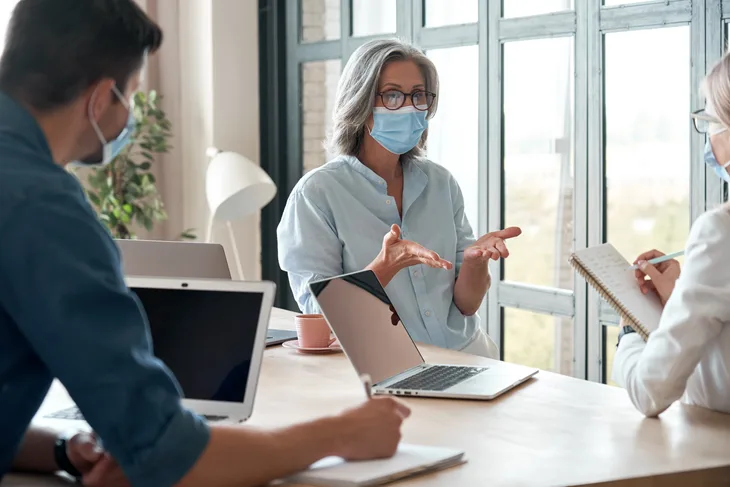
[386,199,392,205]
[425,310,431,317]
[412,269,420,277]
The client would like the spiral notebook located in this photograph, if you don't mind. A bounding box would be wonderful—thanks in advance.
[569,243,663,341]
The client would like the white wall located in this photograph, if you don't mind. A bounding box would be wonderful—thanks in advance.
[148,0,262,279]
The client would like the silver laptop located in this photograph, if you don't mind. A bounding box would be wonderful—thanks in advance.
[116,239,296,346]
[116,239,232,279]
[36,277,275,427]
[309,270,538,400]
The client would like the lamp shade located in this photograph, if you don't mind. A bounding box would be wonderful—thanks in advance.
[205,148,277,221]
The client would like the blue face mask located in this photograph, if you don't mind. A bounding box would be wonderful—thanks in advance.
[369,106,428,155]
[704,139,730,183]
[72,85,134,167]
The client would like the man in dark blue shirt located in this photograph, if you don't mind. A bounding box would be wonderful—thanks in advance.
[0,1,410,486]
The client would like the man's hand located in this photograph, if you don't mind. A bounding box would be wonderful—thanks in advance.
[66,432,129,487]
[334,397,411,461]
[633,249,681,306]
[367,224,452,287]
[464,227,522,263]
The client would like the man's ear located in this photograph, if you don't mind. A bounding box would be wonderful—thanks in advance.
[84,79,116,123]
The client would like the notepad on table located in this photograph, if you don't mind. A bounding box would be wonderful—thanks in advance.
[569,243,664,341]
[282,443,466,487]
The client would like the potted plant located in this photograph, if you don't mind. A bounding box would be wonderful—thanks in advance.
[78,90,194,240]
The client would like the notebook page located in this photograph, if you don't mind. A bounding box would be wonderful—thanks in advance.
[573,243,663,334]
[283,444,465,487]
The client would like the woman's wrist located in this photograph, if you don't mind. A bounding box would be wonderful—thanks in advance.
[366,256,399,287]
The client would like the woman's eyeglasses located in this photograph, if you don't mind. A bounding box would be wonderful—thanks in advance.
[376,90,436,111]
[691,109,721,134]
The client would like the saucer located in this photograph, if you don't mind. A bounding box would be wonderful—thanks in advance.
[282,339,343,354]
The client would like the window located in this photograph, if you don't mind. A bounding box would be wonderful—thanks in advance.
[352,0,396,37]
[503,36,574,290]
[424,0,478,27]
[427,45,479,228]
[0,1,18,51]
[264,0,725,384]
[504,308,574,374]
[605,27,690,265]
[503,0,574,19]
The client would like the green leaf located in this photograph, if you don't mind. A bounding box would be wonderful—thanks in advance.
[139,162,151,170]
[140,215,153,231]
[87,192,102,207]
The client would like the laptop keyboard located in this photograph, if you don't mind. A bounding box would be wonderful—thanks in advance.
[388,365,487,391]
[45,406,228,423]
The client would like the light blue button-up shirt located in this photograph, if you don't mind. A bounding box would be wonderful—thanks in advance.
[277,155,480,350]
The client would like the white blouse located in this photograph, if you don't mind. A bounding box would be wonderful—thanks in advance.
[613,205,730,416]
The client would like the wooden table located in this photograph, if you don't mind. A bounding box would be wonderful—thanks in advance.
[7,308,730,486]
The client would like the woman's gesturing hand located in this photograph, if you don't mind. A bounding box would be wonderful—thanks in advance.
[367,224,452,287]
[463,227,522,264]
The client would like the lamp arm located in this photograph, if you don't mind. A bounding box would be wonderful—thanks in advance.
[226,221,245,280]
[206,215,215,243]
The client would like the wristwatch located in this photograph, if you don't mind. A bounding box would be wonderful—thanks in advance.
[54,436,83,480]
[616,325,636,348]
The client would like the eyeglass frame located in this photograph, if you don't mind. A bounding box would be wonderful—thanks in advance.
[691,109,722,134]
[375,89,437,111]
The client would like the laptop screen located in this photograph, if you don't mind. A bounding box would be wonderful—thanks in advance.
[131,286,263,403]
[310,271,424,385]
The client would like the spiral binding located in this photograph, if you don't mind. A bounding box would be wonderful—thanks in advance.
[569,255,649,342]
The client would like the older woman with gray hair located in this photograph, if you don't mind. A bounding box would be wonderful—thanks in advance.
[612,50,730,415]
[277,38,521,358]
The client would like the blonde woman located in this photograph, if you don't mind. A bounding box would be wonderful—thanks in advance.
[278,39,521,358]
[613,51,730,416]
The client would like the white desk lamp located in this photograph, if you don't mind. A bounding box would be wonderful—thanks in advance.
[205,147,277,279]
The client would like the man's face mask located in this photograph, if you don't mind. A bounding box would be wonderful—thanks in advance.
[72,84,134,167]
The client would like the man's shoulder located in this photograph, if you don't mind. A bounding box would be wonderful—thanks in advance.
[0,155,87,226]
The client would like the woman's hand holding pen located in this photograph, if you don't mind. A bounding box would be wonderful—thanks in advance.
[633,249,681,306]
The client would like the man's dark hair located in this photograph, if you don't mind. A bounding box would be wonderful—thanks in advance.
[0,0,163,112]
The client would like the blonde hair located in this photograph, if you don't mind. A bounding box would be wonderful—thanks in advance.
[703,51,730,128]
[326,38,439,162]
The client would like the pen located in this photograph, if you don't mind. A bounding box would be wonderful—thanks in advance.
[360,373,372,399]
[628,250,684,270]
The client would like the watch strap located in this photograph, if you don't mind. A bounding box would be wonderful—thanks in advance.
[616,325,637,348]
[54,437,83,480]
